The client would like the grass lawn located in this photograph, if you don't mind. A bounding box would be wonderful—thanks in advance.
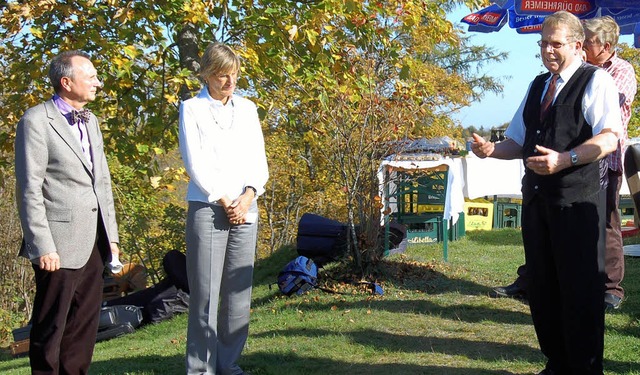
[1,228,640,374]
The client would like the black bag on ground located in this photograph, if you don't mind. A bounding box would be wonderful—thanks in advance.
[104,277,189,324]
[96,323,136,342]
[144,283,189,324]
[96,304,143,342]
[296,213,349,267]
[98,304,143,330]
[12,305,143,344]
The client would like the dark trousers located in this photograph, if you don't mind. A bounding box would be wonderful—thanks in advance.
[513,169,624,299]
[604,170,624,298]
[29,245,105,375]
[522,192,606,374]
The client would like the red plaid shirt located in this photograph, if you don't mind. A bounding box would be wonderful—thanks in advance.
[602,53,637,172]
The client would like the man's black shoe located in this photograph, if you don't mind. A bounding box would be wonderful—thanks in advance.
[492,282,527,299]
[604,292,622,310]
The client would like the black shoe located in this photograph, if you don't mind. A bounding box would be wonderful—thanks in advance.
[492,282,527,299]
[605,292,622,310]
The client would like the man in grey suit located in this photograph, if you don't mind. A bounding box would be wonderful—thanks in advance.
[15,50,120,374]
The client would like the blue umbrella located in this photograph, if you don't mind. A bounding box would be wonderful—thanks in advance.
[462,0,640,45]
[461,3,509,33]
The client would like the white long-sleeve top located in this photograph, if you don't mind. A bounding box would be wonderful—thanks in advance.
[179,87,269,204]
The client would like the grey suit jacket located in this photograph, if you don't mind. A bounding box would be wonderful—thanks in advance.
[15,99,119,269]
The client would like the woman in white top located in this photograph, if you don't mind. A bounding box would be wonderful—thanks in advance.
[179,42,269,375]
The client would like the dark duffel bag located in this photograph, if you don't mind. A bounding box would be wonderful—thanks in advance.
[104,277,189,324]
[96,323,136,342]
[98,304,143,330]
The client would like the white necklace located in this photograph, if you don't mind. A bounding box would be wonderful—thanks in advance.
[210,99,235,130]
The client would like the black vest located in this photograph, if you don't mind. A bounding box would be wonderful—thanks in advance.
[521,64,599,205]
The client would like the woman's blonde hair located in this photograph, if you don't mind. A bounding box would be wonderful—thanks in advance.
[198,43,240,80]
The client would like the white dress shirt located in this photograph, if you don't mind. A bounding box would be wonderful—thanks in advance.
[179,87,269,204]
[505,59,623,146]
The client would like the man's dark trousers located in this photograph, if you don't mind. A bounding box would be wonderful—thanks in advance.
[29,245,104,375]
[605,169,624,298]
[510,170,623,300]
[523,191,606,374]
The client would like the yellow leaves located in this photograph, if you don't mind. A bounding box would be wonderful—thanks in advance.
[305,29,318,47]
[29,27,43,39]
[303,130,317,144]
[182,0,210,25]
[172,167,190,184]
[113,7,133,24]
[239,48,259,67]
[122,45,138,59]
[164,93,179,104]
[111,56,126,69]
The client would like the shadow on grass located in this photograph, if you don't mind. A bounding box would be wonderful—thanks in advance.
[241,351,519,375]
[90,354,184,374]
[369,257,494,296]
[254,294,532,326]
[603,359,640,374]
[254,327,540,363]
[246,329,640,374]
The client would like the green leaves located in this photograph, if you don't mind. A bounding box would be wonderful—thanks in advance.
[0,0,506,267]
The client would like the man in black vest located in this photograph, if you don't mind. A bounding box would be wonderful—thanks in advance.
[471,11,621,375]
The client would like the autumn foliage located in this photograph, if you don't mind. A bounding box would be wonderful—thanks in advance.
[0,0,520,344]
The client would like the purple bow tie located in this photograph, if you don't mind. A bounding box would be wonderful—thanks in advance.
[72,109,91,124]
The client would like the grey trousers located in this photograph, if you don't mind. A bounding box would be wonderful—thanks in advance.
[185,201,258,375]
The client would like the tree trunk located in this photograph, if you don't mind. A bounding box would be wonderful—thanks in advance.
[176,22,203,101]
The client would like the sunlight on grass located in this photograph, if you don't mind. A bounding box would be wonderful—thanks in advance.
[2,229,639,374]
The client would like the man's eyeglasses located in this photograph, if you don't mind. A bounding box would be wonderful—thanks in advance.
[537,40,573,50]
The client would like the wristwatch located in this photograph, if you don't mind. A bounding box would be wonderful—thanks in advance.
[246,186,257,195]
[569,149,578,166]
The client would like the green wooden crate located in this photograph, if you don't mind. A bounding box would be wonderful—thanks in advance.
[493,202,521,228]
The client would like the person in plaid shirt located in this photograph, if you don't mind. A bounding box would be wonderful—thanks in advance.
[584,15,637,310]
